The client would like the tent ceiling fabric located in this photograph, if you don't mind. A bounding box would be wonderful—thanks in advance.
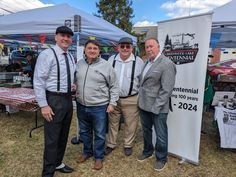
[0,4,136,46]
[212,0,236,24]
[211,0,236,48]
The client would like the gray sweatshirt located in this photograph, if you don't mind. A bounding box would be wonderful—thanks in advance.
[75,57,119,106]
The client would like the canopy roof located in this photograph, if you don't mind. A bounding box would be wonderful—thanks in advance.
[0,4,136,46]
[211,0,236,48]
[212,0,236,25]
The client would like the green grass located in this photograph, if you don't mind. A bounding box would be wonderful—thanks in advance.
[0,111,235,177]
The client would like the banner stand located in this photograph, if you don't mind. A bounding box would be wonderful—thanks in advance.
[157,13,213,164]
[169,153,200,166]
[178,158,186,165]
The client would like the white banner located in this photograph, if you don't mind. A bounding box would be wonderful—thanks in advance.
[157,13,212,164]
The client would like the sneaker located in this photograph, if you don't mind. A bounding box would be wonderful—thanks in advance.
[105,147,114,155]
[124,147,133,156]
[93,160,103,170]
[137,153,153,162]
[154,161,167,171]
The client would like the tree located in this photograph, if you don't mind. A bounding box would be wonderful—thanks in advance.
[96,0,134,33]
[165,35,169,46]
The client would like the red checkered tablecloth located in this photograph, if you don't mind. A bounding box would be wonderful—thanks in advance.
[0,87,39,111]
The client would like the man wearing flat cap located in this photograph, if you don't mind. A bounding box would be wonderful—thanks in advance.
[34,26,76,177]
[106,37,144,156]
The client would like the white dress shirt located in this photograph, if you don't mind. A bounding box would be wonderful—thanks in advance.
[108,53,144,97]
[142,53,161,80]
[34,44,76,107]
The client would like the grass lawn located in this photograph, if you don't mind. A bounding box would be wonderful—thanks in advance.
[0,111,235,177]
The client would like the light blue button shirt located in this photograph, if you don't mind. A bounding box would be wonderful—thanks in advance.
[33,44,76,107]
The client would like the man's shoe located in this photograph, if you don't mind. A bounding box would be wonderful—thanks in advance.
[71,136,83,145]
[137,153,153,162]
[76,154,92,163]
[154,161,167,171]
[55,165,74,173]
[105,147,114,155]
[93,160,103,170]
[124,147,133,156]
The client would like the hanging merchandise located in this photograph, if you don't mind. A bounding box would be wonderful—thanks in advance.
[89,36,96,40]
[39,34,46,44]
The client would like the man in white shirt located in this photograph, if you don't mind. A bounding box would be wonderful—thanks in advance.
[34,26,75,177]
[106,37,144,156]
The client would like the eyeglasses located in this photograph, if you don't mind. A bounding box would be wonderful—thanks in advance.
[120,44,132,49]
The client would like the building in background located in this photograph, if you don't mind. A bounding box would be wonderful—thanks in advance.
[132,25,158,59]
[132,25,158,43]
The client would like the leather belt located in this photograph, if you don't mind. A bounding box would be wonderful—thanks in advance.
[119,93,138,99]
[46,90,71,97]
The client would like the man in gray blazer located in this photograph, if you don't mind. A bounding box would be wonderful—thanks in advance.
[137,38,176,171]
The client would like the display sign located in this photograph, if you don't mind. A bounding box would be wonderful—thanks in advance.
[157,13,213,164]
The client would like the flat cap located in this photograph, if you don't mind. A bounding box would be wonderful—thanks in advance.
[118,37,133,45]
[55,26,74,36]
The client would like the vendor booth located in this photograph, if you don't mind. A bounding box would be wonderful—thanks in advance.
[209,0,236,149]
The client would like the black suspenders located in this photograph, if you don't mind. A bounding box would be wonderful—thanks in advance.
[51,48,60,92]
[112,54,136,96]
[50,48,75,92]
[129,59,136,96]
[112,53,119,68]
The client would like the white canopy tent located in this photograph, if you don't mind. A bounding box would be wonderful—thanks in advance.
[211,0,236,48]
[0,4,136,46]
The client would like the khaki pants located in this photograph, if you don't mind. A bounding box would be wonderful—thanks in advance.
[107,95,139,148]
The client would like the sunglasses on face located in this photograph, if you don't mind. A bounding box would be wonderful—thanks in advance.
[120,44,132,49]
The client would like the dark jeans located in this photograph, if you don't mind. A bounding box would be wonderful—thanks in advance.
[77,103,107,160]
[139,109,168,162]
[42,93,73,177]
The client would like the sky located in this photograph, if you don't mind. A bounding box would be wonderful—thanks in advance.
[0,0,232,26]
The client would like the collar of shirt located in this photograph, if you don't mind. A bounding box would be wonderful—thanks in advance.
[55,44,69,55]
[115,53,135,63]
[85,57,101,65]
[149,53,161,63]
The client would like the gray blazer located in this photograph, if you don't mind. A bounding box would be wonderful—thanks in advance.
[138,54,176,114]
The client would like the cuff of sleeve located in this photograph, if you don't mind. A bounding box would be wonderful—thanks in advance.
[109,101,117,107]
[38,100,48,108]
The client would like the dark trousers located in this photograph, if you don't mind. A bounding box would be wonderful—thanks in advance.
[42,92,73,177]
[139,109,168,162]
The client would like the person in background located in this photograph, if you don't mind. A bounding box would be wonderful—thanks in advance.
[22,51,37,84]
[105,37,144,156]
[137,38,176,171]
[75,40,119,170]
[34,26,76,177]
